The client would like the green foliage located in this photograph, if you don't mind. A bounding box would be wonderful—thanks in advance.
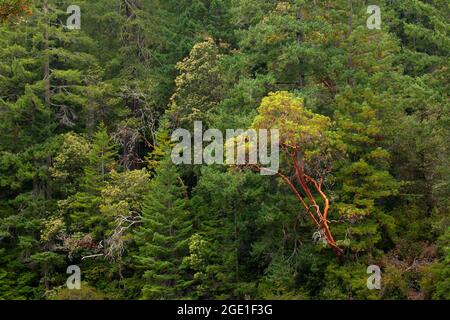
[59,123,117,237]
[320,262,381,300]
[168,37,227,129]
[253,91,331,150]
[82,122,117,191]
[46,283,107,300]
[0,0,448,300]
[134,160,193,299]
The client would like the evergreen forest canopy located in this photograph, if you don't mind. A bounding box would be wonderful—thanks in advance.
[0,0,449,300]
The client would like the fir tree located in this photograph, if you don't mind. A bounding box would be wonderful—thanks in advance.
[60,123,117,237]
[134,160,193,299]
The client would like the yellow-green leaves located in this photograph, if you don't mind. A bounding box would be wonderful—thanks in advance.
[252,91,331,152]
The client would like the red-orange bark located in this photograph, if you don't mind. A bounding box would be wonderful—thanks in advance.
[249,150,343,257]
[290,154,343,256]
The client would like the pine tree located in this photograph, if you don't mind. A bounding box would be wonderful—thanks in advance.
[0,0,103,241]
[82,122,117,192]
[134,160,193,299]
[60,123,117,237]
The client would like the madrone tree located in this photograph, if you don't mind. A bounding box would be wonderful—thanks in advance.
[237,91,345,256]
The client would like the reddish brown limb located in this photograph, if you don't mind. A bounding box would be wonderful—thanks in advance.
[304,173,343,256]
[291,153,324,221]
[248,165,320,228]
[276,171,321,228]
[247,163,343,256]
[283,150,342,256]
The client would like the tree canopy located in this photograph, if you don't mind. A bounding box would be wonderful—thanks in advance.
[0,0,448,300]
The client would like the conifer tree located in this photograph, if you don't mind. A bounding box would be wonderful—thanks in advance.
[134,160,193,299]
[60,123,117,237]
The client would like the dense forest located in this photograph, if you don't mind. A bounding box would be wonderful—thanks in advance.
[0,0,448,300]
